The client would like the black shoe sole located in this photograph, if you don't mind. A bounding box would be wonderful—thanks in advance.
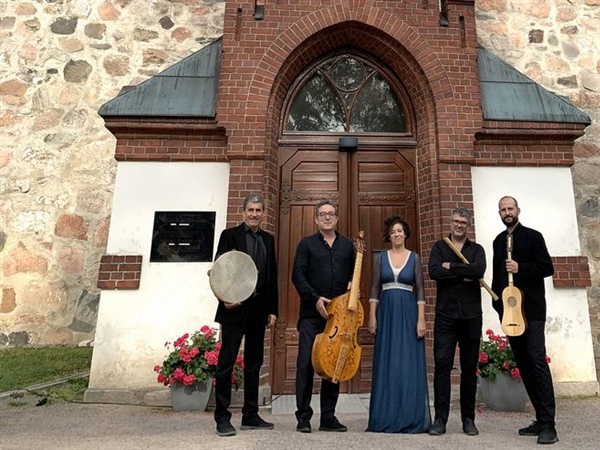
[319,427,347,432]
[296,427,311,433]
[216,430,236,437]
[240,424,274,430]
[428,430,446,436]
[538,437,559,445]
[519,431,540,436]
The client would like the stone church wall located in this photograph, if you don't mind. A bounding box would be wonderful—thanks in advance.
[0,1,598,359]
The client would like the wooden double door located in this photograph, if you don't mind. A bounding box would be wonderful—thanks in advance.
[272,143,418,394]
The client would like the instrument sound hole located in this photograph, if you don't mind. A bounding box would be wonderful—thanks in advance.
[507,296,517,308]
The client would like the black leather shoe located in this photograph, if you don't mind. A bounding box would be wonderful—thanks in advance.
[319,418,347,432]
[463,418,479,436]
[428,418,446,436]
[537,424,559,445]
[519,421,541,436]
[240,415,274,430]
[216,421,236,437]
[296,419,311,433]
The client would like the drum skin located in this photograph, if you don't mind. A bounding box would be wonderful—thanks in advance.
[209,250,258,303]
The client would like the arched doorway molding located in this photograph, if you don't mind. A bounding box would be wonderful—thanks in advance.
[256,14,457,392]
[245,7,464,239]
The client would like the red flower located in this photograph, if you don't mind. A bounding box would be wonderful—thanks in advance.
[205,350,219,366]
[203,328,215,339]
[478,351,488,364]
[154,325,244,390]
[173,368,185,381]
[502,361,510,370]
[510,367,520,380]
[182,374,196,386]
[546,355,551,364]
[179,348,192,363]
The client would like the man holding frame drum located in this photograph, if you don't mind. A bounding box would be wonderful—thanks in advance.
[210,194,278,437]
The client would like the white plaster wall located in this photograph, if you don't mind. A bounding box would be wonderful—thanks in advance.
[471,167,597,384]
[89,162,229,389]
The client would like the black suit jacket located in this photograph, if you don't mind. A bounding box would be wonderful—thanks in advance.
[213,223,279,325]
[491,222,554,321]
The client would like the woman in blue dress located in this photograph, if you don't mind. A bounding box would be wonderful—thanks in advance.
[367,215,431,433]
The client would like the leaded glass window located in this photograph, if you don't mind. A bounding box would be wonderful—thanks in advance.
[286,56,406,133]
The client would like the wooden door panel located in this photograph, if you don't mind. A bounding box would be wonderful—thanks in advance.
[273,146,416,395]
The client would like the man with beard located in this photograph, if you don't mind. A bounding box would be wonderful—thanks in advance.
[428,207,485,437]
[491,196,557,445]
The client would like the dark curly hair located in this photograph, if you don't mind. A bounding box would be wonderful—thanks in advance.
[383,215,411,242]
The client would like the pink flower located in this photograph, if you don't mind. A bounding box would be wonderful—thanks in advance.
[157,373,166,384]
[545,355,551,364]
[205,350,219,366]
[510,367,521,379]
[153,365,161,373]
[189,347,200,358]
[179,348,192,363]
[174,334,189,348]
[476,368,480,376]
[485,329,494,336]
[183,374,196,386]
[203,328,215,339]
[215,342,222,351]
[200,325,210,333]
[478,351,488,364]
[502,361,510,370]
[173,368,186,381]
[498,342,506,351]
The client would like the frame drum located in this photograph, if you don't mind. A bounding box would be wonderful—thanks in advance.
[209,250,258,303]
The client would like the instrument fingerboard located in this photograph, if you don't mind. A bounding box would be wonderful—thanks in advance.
[507,234,514,284]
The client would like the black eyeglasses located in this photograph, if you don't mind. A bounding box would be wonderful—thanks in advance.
[317,211,337,218]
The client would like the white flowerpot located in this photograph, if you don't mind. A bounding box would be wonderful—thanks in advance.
[479,373,528,412]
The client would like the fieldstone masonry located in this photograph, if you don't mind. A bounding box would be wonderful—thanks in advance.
[0,1,598,367]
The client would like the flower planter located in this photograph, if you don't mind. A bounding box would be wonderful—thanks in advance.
[170,379,213,412]
[479,373,528,412]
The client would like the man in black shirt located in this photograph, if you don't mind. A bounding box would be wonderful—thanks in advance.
[428,207,486,437]
[491,196,557,445]
[213,194,278,437]
[292,199,355,434]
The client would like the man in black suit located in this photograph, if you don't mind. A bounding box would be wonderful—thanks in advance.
[491,196,557,445]
[213,194,278,437]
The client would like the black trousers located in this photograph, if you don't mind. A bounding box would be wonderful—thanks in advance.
[295,316,339,424]
[214,318,266,424]
[432,313,482,423]
[508,320,555,426]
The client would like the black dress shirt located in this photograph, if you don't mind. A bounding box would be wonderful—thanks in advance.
[491,222,554,321]
[244,224,267,290]
[428,236,486,320]
[292,231,355,323]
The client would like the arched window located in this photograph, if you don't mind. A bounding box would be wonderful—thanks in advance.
[286,55,406,133]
